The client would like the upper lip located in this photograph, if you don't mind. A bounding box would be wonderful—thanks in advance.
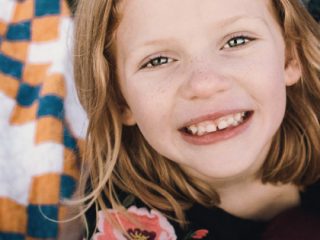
[179,109,252,129]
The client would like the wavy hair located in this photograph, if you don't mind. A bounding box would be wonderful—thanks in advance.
[73,0,320,231]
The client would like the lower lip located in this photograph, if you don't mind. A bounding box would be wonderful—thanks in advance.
[180,113,253,145]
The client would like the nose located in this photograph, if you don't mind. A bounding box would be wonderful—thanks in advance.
[179,57,232,100]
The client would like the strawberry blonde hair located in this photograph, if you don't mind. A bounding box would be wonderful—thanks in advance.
[73,0,320,231]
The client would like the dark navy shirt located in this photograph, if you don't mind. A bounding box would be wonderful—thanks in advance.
[86,181,320,240]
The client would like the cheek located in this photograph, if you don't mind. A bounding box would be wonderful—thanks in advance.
[243,48,286,101]
[125,89,178,157]
[237,49,287,125]
[123,73,176,127]
[261,63,287,107]
[126,89,170,132]
[253,64,287,133]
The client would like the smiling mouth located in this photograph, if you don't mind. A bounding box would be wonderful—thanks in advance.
[181,111,253,136]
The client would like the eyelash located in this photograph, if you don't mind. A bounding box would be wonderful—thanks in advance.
[140,55,174,69]
[222,34,254,49]
[140,35,254,69]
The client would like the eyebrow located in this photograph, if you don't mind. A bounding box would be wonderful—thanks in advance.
[216,14,267,28]
[139,15,267,48]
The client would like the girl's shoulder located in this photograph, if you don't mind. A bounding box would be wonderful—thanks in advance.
[260,180,320,240]
[300,179,320,213]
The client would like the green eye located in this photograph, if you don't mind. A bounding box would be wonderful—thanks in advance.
[224,36,251,49]
[141,56,173,69]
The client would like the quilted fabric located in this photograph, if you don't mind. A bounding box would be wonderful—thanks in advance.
[0,0,87,238]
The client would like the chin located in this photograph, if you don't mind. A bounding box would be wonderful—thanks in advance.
[183,155,264,183]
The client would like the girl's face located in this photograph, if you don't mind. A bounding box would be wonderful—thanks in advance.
[115,0,301,183]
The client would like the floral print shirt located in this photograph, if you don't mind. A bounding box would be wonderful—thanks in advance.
[91,204,214,240]
[87,181,320,240]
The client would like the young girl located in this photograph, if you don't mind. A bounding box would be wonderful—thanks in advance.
[73,0,320,239]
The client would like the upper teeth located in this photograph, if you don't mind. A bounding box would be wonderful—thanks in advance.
[186,112,246,136]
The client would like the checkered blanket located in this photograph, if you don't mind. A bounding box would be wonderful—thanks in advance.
[0,0,87,238]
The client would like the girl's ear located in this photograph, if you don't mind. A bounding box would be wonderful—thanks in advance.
[121,107,136,126]
[285,58,302,86]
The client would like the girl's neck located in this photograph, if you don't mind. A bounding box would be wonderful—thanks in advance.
[215,179,300,221]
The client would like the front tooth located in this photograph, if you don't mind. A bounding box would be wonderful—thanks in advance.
[206,124,217,133]
[189,125,198,135]
[232,121,239,126]
[217,120,228,130]
[226,117,235,125]
[234,113,242,122]
[197,126,206,136]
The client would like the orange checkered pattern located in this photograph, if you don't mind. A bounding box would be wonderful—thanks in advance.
[0,0,87,238]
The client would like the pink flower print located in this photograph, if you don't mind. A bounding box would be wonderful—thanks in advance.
[92,206,177,240]
[191,229,209,239]
[127,228,156,239]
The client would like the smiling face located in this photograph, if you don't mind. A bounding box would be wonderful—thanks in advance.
[115,0,301,184]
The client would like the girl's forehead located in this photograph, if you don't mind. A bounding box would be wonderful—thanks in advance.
[116,0,274,33]
[115,0,277,52]
[117,0,272,23]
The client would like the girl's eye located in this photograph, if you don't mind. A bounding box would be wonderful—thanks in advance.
[223,36,252,49]
[141,56,174,69]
